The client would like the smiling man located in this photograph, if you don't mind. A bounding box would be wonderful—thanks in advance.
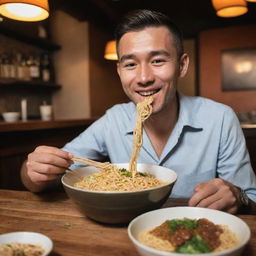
[21,9,256,214]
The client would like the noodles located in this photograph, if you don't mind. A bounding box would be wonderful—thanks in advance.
[129,96,153,177]
[215,225,240,252]
[72,96,163,192]
[138,218,239,254]
[74,167,167,191]
[0,242,45,256]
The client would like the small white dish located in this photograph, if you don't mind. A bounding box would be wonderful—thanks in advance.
[2,112,20,122]
[0,231,53,256]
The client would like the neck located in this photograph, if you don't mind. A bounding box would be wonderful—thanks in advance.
[143,94,179,158]
[145,94,179,134]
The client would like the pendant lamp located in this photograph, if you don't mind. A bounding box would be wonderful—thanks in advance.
[104,40,118,61]
[0,0,49,22]
[211,0,248,17]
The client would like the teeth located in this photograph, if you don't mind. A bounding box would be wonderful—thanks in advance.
[139,90,157,96]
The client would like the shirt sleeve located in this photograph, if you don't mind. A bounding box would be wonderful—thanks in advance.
[217,107,256,202]
[62,114,109,170]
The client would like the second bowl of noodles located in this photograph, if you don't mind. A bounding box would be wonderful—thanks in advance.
[61,163,177,224]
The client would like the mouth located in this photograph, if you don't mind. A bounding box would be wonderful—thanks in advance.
[137,89,161,97]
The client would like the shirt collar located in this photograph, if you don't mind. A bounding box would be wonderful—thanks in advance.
[177,93,203,130]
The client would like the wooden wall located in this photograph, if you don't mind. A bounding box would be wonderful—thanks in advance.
[88,24,129,118]
[199,24,256,113]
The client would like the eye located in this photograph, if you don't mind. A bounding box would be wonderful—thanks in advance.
[123,62,137,69]
[152,59,166,65]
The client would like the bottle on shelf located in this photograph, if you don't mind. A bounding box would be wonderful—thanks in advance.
[0,53,12,78]
[22,55,30,81]
[21,98,27,121]
[0,54,4,78]
[40,52,51,82]
[16,52,25,80]
[9,52,16,79]
[27,54,40,81]
[38,24,48,39]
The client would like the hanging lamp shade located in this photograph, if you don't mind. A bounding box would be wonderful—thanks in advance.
[104,40,118,60]
[245,0,256,2]
[0,0,49,22]
[211,0,248,17]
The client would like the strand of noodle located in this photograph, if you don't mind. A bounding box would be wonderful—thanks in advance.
[129,96,153,177]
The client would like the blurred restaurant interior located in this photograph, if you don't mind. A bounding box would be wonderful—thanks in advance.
[1,0,256,190]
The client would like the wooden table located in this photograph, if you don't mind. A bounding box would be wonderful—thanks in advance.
[0,190,255,256]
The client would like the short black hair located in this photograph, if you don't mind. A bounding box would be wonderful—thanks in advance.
[114,9,184,57]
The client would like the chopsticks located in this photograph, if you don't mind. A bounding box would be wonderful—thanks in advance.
[65,169,84,180]
[71,155,116,171]
[66,156,117,181]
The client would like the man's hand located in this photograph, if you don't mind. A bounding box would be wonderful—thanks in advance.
[21,145,73,192]
[188,178,241,214]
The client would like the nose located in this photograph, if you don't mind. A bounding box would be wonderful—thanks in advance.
[136,63,155,86]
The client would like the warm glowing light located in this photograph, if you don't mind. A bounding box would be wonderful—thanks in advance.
[0,0,49,22]
[245,0,256,2]
[235,61,253,73]
[104,40,118,60]
[211,0,248,17]
[6,3,42,17]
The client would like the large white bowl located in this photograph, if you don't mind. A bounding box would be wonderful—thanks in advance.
[128,207,251,256]
[61,163,177,224]
[0,232,53,256]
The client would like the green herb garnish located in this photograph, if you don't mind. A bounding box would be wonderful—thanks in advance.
[167,218,199,233]
[85,175,95,182]
[176,234,210,254]
[138,172,148,177]
[119,168,132,177]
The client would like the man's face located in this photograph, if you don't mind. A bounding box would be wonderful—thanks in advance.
[117,26,188,114]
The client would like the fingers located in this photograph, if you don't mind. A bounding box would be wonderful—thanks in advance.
[28,151,72,169]
[34,145,73,159]
[26,146,73,184]
[27,166,61,183]
[188,178,239,213]
[26,161,67,176]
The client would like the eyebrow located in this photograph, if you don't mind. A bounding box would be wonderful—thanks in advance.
[119,54,135,63]
[119,50,171,63]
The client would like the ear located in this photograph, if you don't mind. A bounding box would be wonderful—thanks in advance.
[179,53,189,78]
[116,62,121,77]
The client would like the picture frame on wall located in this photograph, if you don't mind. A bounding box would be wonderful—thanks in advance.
[221,48,256,91]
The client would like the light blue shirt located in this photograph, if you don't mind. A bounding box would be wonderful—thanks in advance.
[63,94,256,201]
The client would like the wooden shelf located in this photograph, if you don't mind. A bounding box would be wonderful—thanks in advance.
[0,119,96,133]
[0,25,61,52]
[0,78,61,91]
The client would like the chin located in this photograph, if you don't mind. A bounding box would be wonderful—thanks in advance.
[150,104,162,115]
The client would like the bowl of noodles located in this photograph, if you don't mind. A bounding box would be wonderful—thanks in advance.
[128,206,251,256]
[0,232,53,256]
[61,163,177,224]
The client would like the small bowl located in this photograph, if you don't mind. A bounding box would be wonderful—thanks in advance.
[128,207,251,256]
[61,163,177,224]
[0,231,53,256]
[2,112,20,122]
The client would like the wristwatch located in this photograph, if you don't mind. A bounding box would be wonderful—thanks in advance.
[238,187,250,207]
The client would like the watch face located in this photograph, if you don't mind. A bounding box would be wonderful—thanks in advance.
[240,190,249,206]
